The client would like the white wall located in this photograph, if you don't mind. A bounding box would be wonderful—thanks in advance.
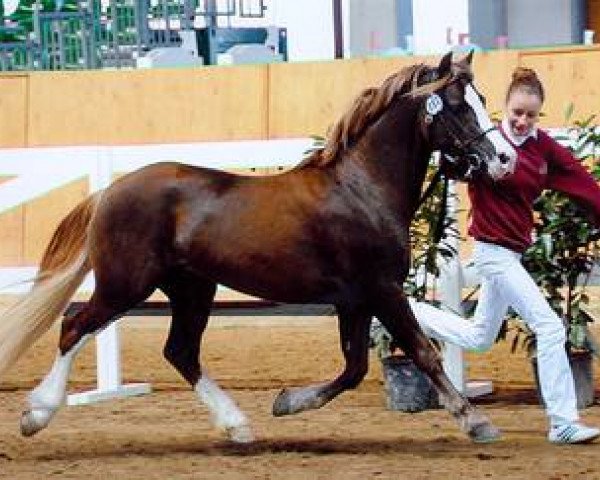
[347,0,398,57]
[506,0,577,47]
[412,0,469,54]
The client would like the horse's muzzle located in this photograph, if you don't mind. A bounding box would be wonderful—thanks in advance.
[443,152,484,180]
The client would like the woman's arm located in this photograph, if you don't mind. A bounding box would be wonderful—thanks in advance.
[544,130,600,226]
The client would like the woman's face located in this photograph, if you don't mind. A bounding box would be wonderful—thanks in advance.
[505,89,542,137]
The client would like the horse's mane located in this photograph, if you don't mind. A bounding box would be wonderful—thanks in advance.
[298,63,454,168]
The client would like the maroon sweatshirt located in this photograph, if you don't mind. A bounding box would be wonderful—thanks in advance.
[467,127,600,253]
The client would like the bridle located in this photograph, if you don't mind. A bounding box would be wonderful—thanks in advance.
[440,123,498,179]
[421,78,497,179]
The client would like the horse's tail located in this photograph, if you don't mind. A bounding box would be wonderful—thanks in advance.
[0,191,103,377]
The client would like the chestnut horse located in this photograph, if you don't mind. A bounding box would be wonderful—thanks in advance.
[0,52,516,444]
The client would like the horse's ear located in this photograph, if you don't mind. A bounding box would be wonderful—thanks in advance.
[437,52,453,78]
[464,49,474,65]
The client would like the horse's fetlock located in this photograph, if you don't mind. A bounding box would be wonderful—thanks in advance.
[29,387,64,411]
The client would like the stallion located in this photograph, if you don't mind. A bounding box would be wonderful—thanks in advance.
[0,52,516,444]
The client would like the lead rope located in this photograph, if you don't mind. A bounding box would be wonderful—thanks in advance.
[432,173,449,245]
[416,165,449,246]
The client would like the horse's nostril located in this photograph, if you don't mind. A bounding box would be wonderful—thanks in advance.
[468,154,480,166]
[499,153,509,164]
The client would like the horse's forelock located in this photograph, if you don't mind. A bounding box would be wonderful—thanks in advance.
[451,54,474,80]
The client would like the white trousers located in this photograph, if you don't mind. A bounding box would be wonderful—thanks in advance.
[410,240,578,426]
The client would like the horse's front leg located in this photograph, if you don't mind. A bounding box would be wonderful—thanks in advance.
[373,282,500,443]
[272,304,371,416]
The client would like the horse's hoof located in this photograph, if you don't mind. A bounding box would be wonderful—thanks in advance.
[272,388,292,416]
[226,424,255,444]
[20,409,49,437]
[469,422,502,443]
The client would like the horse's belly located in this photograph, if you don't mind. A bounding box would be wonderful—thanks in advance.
[184,248,342,304]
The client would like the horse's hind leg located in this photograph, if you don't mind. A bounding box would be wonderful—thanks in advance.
[161,273,253,443]
[372,282,500,443]
[273,304,371,416]
[20,299,123,436]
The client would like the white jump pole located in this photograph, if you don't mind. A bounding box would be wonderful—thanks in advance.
[67,152,151,405]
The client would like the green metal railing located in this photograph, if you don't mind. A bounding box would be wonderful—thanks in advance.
[0,38,37,70]
[0,0,267,71]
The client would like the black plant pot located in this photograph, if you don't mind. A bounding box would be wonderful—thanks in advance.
[381,355,440,412]
[531,350,595,409]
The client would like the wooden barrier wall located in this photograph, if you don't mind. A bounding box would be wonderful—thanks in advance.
[1,46,600,265]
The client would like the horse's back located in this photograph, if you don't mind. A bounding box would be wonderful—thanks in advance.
[90,160,304,260]
[88,162,227,260]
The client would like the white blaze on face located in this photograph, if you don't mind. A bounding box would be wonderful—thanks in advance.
[464,84,517,180]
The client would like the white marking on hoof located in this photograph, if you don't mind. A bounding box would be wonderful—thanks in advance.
[195,375,253,441]
[469,421,502,443]
[20,408,54,437]
[460,410,502,443]
[21,336,91,437]
[272,385,327,416]
[226,424,255,444]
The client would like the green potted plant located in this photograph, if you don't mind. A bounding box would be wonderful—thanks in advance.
[369,156,459,411]
[509,107,600,408]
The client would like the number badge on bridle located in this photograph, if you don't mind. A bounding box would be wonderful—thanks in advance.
[424,93,443,124]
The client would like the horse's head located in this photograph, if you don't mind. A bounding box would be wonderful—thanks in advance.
[415,52,516,181]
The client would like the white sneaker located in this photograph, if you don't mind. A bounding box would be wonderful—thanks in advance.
[548,423,600,444]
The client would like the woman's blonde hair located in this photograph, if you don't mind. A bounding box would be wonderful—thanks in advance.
[505,67,545,103]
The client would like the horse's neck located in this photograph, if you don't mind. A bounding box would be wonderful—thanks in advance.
[346,101,431,219]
